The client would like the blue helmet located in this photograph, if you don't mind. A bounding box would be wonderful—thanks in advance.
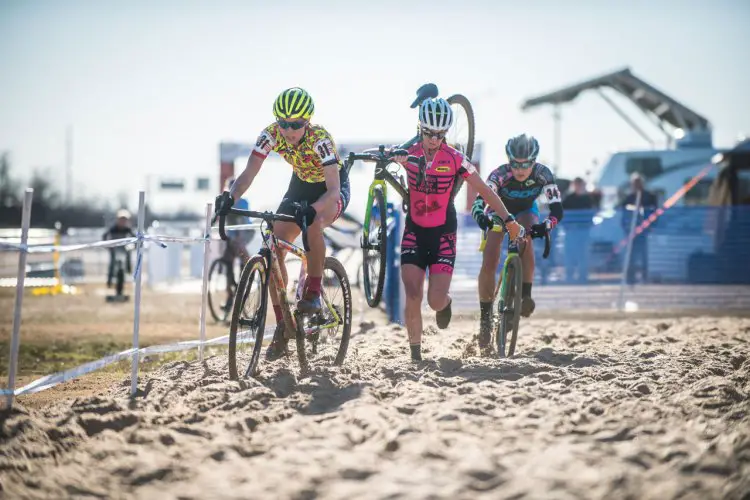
[506,134,540,162]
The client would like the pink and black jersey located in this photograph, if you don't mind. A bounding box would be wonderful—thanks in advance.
[403,142,476,228]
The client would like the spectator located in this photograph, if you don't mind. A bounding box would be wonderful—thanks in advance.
[619,173,658,285]
[562,177,595,283]
[102,209,135,288]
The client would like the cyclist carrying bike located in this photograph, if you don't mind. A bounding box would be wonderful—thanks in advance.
[214,87,351,360]
[472,134,563,349]
[392,98,524,362]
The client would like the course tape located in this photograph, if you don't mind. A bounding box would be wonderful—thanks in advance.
[0,222,262,254]
[0,326,276,397]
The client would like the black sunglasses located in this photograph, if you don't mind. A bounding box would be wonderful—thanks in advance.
[511,160,535,169]
[422,129,446,140]
[277,119,307,130]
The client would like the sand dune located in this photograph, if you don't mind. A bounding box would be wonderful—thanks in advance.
[2,315,749,499]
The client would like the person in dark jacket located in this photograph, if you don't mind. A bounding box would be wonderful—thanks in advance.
[619,173,658,284]
[102,209,135,287]
[562,177,595,283]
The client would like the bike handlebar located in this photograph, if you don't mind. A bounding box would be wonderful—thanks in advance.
[529,222,552,259]
[215,196,311,251]
[487,221,552,259]
[346,147,425,170]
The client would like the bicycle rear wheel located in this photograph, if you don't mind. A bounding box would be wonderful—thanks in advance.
[496,254,523,357]
[362,187,387,308]
[446,94,475,161]
[228,254,268,380]
[295,256,352,373]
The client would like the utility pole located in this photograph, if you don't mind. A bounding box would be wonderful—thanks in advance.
[65,125,73,205]
[553,104,561,176]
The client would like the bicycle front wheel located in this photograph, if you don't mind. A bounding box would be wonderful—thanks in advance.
[362,187,387,308]
[496,254,523,357]
[228,254,269,380]
[446,94,475,161]
[208,258,233,323]
[295,256,352,373]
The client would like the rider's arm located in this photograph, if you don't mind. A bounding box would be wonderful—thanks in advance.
[313,164,341,215]
[471,195,487,224]
[230,128,274,202]
[231,153,263,203]
[465,172,512,220]
[539,166,564,228]
[311,135,341,215]
[470,168,499,224]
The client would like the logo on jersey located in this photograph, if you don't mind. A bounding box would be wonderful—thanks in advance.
[525,179,535,186]
[436,166,451,173]
[414,199,443,216]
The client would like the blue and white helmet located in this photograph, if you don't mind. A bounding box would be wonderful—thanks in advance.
[419,98,453,132]
[506,134,540,162]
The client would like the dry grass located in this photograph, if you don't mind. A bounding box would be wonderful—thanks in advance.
[0,283,232,407]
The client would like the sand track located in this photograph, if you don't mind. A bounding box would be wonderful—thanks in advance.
[2,316,749,499]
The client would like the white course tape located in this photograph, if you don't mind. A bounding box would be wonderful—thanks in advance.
[1,326,276,397]
[0,227,256,255]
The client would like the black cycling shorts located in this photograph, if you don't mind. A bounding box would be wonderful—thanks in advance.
[400,217,458,275]
[277,169,351,221]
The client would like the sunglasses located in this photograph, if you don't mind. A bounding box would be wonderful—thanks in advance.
[277,119,307,130]
[422,129,446,140]
[511,160,535,169]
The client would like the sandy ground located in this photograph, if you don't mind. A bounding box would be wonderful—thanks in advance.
[1,313,749,500]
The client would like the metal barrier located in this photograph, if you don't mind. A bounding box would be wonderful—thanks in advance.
[448,204,750,312]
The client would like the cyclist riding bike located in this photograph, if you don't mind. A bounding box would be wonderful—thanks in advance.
[472,134,564,349]
[392,98,524,362]
[214,87,351,361]
[220,177,253,303]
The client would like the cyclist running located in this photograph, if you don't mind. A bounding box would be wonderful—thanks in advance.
[392,98,524,362]
[472,134,563,350]
[214,87,351,360]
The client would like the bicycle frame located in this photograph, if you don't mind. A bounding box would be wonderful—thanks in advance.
[348,145,420,246]
[258,222,343,336]
[362,165,409,240]
[478,223,552,301]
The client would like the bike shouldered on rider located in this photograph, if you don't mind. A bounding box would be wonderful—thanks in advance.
[214,87,351,361]
[389,98,525,362]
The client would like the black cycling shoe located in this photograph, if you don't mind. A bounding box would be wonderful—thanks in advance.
[265,323,288,361]
[436,299,452,329]
[296,293,322,314]
[521,296,536,318]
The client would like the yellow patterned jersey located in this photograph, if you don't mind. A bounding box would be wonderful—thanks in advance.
[251,123,341,183]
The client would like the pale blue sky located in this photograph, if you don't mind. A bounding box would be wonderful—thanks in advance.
[1,0,748,213]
